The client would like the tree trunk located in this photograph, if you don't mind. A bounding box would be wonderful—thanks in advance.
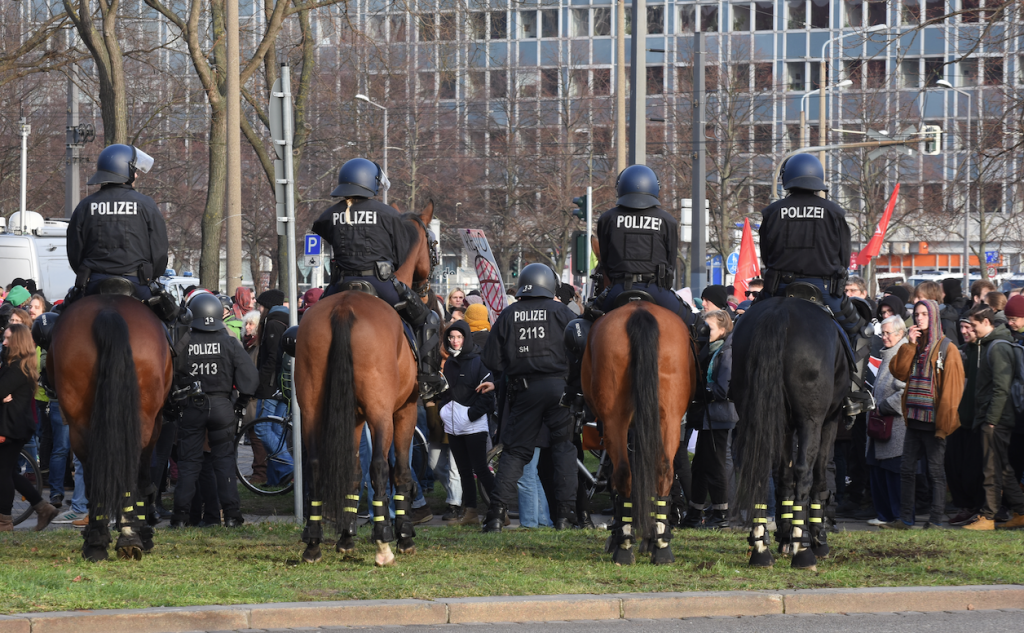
[201,106,227,289]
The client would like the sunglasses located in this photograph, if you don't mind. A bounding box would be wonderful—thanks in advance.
[744,291,757,297]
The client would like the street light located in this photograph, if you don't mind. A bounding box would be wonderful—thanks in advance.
[819,25,888,167]
[800,79,852,150]
[354,93,388,204]
[936,78,972,292]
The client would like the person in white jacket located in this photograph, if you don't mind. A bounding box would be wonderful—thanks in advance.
[438,321,496,526]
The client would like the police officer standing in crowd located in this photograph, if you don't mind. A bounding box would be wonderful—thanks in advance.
[481,263,578,532]
[757,153,872,415]
[170,293,259,528]
[311,157,445,400]
[562,164,691,410]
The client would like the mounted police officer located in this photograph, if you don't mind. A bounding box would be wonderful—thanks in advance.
[170,293,259,528]
[481,263,579,532]
[311,157,445,400]
[758,153,873,415]
[561,164,692,410]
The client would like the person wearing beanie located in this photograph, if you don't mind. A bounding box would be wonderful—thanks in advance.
[256,289,285,309]
[299,287,324,316]
[701,285,729,313]
[1004,294,1024,342]
[4,286,30,308]
[463,303,491,350]
[876,294,907,322]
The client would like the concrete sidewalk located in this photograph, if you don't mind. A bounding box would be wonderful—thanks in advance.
[0,585,1022,633]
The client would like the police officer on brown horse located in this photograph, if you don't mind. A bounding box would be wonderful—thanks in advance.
[311,157,445,400]
[561,164,692,410]
[757,153,873,416]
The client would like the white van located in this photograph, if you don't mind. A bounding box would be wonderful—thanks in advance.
[0,211,76,299]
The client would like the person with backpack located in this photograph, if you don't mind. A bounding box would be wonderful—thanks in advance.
[881,299,964,530]
[963,306,1024,530]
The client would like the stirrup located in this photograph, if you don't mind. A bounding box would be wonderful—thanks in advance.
[844,391,874,417]
[419,374,448,401]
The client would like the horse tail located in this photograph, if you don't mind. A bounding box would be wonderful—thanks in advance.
[317,307,358,525]
[626,306,662,539]
[89,309,142,521]
[736,301,789,512]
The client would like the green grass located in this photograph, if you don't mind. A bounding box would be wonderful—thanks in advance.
[1,523,1022,614]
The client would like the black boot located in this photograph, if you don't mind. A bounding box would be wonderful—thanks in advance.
[704,507,730,530]
[482,502,509,533]
[392,279,448,400]
[679,504,704,529]
[559,318,591,411]
[838,302,875,417]
[554,502,578,530]
[576,508,595,529]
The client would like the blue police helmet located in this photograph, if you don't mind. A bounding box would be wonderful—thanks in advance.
[781,153,827,192]
[615,164,660,209]
[516,263,558,299]
[88,144,154,186]
[331,157,388,198]
[189,293,224,332]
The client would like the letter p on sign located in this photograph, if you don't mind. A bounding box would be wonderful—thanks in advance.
[304,234,321,256]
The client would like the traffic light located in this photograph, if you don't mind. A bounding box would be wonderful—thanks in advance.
[571,195,587,221]
[570,230,587,276]
[510,259,519,278]
[922,124,942,155]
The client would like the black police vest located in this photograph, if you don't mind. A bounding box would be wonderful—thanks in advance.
[758,193,851,279]
[597,205,678,281]
[484,297,575,377]
[187,330,240,395]
[311,198,409,272]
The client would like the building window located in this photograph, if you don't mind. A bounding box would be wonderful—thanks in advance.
[960,58,979,86]
[648,124,665,154]
[647,66,664,94]
[866,60,886,88]
[648,5,665,34]
[868,0,886,25]
[754,62,773,90]
[844,60,863,87]
[520,11,537,38]
[471,12,486,40]
[900,59,920,87]
[594,127,612,155]
[541,9,558,38]
[754,124,773,153]
[733,63,750,91]
[469,71,486,99]
[755,1,774,30]
[391,15,407,41]
[572,8,589,37]
[541,68,559,97]
[845,0,863,27]
[439,13,457,41]
[680,4,696,32]
[902,0,922,23]
[420,13,435,41]
[702,6,719,31]
[491,70,507,98]
[788,0,806,28]
[734,4,751,31]
[787,61,804,91]
[984,58,1003,85]
[924,58,944,86]
[594,68,611,95]
[439,72,456,99]
[925,0,945,21]
[491,12,508,39]
[594,8,611,35]
[570,69,588,96]
[810,0,829,27]
[419,72,435,98]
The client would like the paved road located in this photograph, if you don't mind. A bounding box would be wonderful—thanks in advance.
[197,609,1023,632]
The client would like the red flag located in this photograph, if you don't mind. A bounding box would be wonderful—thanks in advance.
[855,184,900,267]
[734,217,761,298]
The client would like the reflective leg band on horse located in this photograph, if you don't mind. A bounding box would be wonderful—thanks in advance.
[650,496,675,564]
[372,498,394,543]
[777,498,794,550]
[608,497,635,564]
[394,488,415,541]
[334,494,360,553]
[748,503,774,567]
[790,500,817,569]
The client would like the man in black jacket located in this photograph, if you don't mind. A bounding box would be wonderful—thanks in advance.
[171,293,259,528]
[252,289,294,486]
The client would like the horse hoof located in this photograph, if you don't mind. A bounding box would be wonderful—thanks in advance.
[749,549,775,568]
[141,539,154,554]
[811,544,830,559]
[791,548,817,570]
[82,547,109,563]
[650,546,675,565]
[611,547,635,566]
[397,539,416,555]
[117,546,143,561]
[302,544,323,564]
[374,553,396,567]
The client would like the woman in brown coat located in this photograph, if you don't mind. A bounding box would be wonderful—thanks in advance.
[883,299,964,529]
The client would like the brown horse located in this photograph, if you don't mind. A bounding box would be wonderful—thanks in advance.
[48,295,172,561]
[581,242,695,565]
[294,202,436,566]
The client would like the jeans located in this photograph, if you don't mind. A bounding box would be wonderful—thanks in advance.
[255,399,294,486]
[899,427,946,525]
[869,465,901,523]
[517,448,552,528]
[979,423,1024,519]
[70,455,87,514]
[428,443,462,506]
[1,439,43,515]
[358,423,427,516]
[47,403,70,502]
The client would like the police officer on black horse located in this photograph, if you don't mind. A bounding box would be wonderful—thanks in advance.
[170,293,259,528]
[481,263,579,532]
[35,144,195,397]
[561,164,693,410]
[757,153,873,416]
[311,157,445,400]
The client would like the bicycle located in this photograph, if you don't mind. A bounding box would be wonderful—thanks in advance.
[234,406,431,497]
[12,448,44,526]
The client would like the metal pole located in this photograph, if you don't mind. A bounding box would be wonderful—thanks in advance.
[690,31,706,296]
[585,185,592,296]
[627,0,646,165]
[616,0,627,173]
[66,77,80,218]
[281,65,303,521]
[226,0,242,295]
[20,115,29,233]
[963,90,972,291]
[382,107,388,205]
[818,57,827,169]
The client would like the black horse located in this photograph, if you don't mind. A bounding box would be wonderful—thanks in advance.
[731,296,849,571]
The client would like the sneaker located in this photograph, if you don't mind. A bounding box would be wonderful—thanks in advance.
[923,521,944,529]
[441,504,462,522]
[410,505,434,525]
[949,509,980,526]
[880,520,912,530]
[71,516,90,528]
[962,515,995,531]
[997,512,1024,530]
[866,518,886,526]
[53,511,86,524]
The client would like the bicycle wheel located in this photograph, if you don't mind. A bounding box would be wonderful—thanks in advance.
[234,416,295,496]
[12,449,43,526]
[410,426,429,482]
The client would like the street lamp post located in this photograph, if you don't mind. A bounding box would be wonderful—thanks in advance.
[355,94,388,204]
[936,79,972,292]
[801,80,852,149]
[819,25,887,168]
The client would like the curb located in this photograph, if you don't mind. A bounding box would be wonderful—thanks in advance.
[1,585,1021,632]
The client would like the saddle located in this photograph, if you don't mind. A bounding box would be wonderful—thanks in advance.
[612,289,655,309]
[337,279,379,297]
[96,276,138,297]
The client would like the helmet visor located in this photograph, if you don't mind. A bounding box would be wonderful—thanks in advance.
[132,147,155,174]
[378,169,391,193]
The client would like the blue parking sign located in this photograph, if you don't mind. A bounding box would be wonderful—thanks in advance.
[304,234,321,256]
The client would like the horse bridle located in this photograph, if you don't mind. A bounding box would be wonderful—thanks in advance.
[406,214,438,297]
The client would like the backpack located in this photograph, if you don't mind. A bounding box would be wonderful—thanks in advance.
[986,339,1024,415]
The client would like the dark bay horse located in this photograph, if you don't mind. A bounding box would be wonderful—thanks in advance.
[582,299,695,565]
[732,297,848,571]
[295,202,436,566]
[48,295,172,561]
